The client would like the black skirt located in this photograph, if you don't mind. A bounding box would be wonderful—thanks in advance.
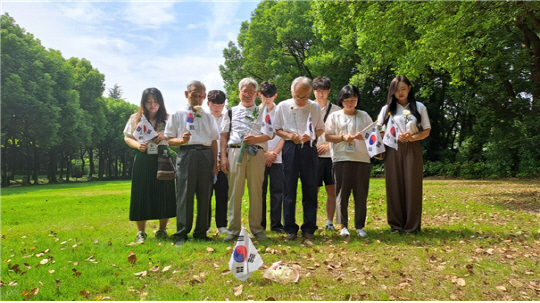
[129,148,176,221]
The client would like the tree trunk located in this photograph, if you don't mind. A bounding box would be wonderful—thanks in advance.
[2,139,9,187]
[80,151,86,180]
[32,148,39,184]
[88,149,95,178]
[66,155,71,182]
[59,153,65,180]
[47,150,58,184]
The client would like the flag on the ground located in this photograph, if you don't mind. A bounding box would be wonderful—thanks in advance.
[229,227,264,282]
[304,108,316,147]
[133,113,158,142]
[383,114,400,151]
[361,121,386,158]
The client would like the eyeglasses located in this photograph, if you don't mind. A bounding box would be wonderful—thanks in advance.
[240,89,257,96]
[189,93,206,100]
[293,96,309,102]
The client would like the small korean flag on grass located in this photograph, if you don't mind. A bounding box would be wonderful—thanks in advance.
[361,121,386,158]
[133,113,158,143]
[229,227,263,282]
[383,115,400,151]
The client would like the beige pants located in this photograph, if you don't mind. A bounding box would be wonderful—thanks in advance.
[226,147,265,235]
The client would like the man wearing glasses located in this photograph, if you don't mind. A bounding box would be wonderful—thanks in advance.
[165,80,219,246]
[273,76,325,240]
[220,77,273,242]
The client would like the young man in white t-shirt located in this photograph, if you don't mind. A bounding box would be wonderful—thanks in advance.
[207,90,229,235]
[259,81,285,233]
[313,76,341,232]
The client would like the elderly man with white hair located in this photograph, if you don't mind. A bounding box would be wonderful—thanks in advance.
[273,76,325,240]
[220,77,274,242]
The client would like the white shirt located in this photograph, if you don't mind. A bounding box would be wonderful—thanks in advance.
[213,114,224,156]
[325,110,373,163]
[316,101,341,158]
[376,101,431,135]
[164,108,219,146]
[220,103,272,150]
[265,106,283,163]
[273,99,325,139]
[123,113,167,145]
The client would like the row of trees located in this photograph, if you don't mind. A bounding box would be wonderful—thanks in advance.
[220,1,540,178]
[1,14,139,186]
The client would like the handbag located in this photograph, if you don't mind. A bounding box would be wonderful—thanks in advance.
[156,146,175,180]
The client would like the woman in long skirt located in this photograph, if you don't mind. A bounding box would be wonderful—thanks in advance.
[123,88,176,242]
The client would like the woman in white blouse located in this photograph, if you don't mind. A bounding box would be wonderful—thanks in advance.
[376,76,431,234]
[124,88,176,243]
[325,85,373,238]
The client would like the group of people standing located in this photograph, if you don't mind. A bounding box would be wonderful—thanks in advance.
[123,75,431,246]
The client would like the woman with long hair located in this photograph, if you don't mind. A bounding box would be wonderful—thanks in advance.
[123,88,176,242]
[377,76,431,234]
[325,85,373,238]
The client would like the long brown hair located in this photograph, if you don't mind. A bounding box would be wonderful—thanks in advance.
[134,88,168,129]
[382,76,421,127]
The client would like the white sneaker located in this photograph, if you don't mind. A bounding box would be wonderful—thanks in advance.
[340,227,350,237]
[218,227,229,235]
[356,228,367,237]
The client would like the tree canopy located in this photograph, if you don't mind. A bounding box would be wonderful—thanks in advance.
[220,0,540,178]
[1,13,139,186]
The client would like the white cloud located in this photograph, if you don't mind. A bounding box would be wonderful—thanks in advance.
[123,2,176,30]
[59,2,108,24]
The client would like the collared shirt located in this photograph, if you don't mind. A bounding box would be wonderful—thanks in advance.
[164,108,219,146]
[376,101,431,135]
[316,101,341,158]
[221,103,272,150]
[123,113,167,145]
[273,99,325,140]
[213,114,224,156]
[325,110,373,163]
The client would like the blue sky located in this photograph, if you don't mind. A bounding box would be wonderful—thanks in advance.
[2,1,260,112]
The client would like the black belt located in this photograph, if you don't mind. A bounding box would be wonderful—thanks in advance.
[179,144,210,150]
[285,140,317,148]
[228,145,263,149]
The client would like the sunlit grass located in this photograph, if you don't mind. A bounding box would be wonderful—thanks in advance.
[1,179,539,300]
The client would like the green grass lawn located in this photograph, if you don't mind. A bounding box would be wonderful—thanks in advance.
[1,179,539,300]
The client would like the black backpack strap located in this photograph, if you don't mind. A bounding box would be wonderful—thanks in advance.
[228,108,232,133]
[323,103,333,123]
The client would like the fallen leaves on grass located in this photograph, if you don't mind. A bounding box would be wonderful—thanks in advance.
[128,252,137,264]
[21,288,39,300]
[162,265,171,272]
[233,284,243,296]
[206,247,215,253]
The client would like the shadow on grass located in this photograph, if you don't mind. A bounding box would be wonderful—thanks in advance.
[485,190,540,213]
[0,180,128,196]
[244,227,540,248]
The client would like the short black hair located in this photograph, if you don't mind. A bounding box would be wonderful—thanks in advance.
[336,85,361,108]
[207,90,226,104]
[259,81,277,98]
[312,76,331,90]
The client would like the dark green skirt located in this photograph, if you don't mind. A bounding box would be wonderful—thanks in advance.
[130,149,176,221]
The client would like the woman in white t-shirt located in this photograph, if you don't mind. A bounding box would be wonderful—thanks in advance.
[376,76,431,234]
[325,85,372,238]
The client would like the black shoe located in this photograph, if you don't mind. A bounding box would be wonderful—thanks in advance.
[194,236,213,242]
[136,231,147,243]
[286,233,297,240]
[271,228,285,234]
[174,237,187,247]
[302,233,315,239]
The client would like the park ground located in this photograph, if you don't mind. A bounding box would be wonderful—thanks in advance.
[1,178,539,300]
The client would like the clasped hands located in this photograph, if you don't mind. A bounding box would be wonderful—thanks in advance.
[138,131,167,152]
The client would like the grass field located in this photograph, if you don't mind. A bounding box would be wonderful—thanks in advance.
[1,178,539,301]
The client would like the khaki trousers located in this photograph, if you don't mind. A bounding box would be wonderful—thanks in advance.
[226,147,265,235]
